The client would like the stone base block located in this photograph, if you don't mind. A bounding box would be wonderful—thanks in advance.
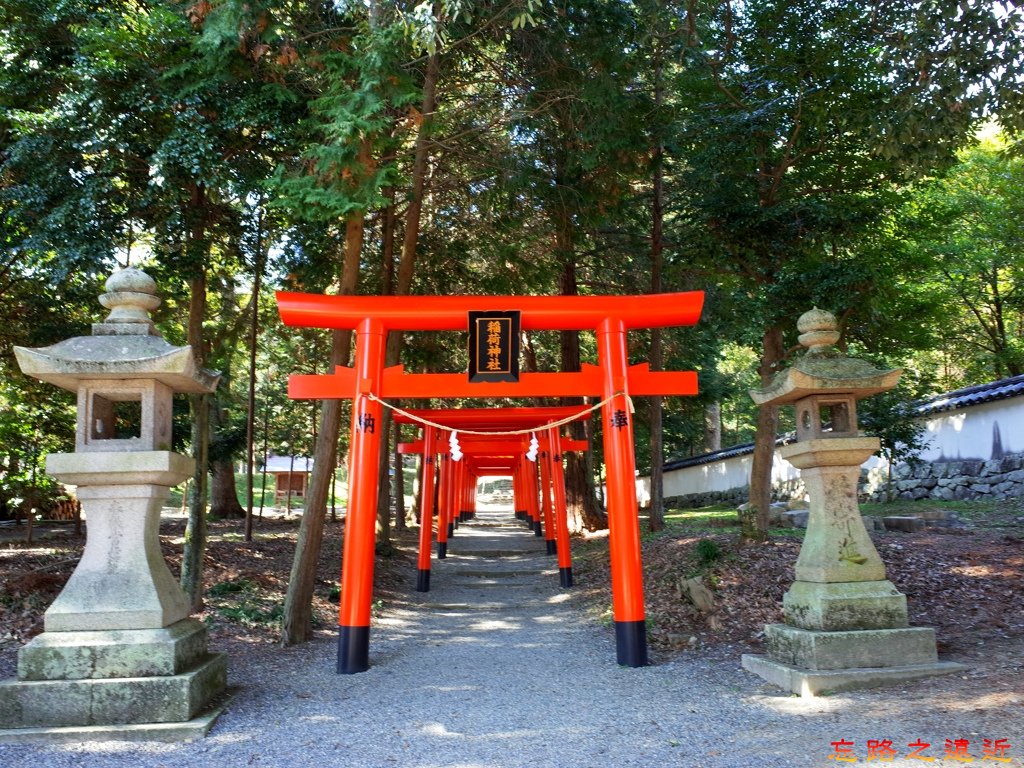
[763,624,937,671]
[741,654,967,696]
[784,580,908,631]
[18,619,208,681]
[0,698,227,744]
[0,653,226,728]
[883,516,926,533]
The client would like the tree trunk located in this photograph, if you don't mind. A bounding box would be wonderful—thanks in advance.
[245,215,264,541]
[210,460,245,518]
[181,210,208,614]
[647,88,665,532]
[743,325,785,543]
[375,409,393,545]
[393,419,405,533]
[557,256,607,532]
[704,402,722,453]
[396,49,440,295]
[411,453,423,524]
[280,212,363,646]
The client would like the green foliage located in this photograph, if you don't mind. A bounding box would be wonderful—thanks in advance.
[208,578,257,596]
[694,538,722,567]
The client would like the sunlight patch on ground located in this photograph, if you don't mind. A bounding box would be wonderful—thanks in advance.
[0,547,63,557]
[532,615,564,623]
[467,619,521,631]
[546,592,572,603]
[425,685,485,692]
[419,721,465,738]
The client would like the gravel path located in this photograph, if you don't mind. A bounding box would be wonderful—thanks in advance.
[2,504,1021,767]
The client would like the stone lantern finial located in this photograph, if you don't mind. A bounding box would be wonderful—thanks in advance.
[96,267,161,335]
[796,307,839,354]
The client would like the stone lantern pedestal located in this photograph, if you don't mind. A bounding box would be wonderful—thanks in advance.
[0,269,226,742]
[740,309,965,696]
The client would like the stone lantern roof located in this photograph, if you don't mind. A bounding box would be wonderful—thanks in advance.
[749,308,901,406]
[13,267,219,394]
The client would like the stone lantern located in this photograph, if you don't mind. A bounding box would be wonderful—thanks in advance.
[0,268,227,741]
[740,309,965,695]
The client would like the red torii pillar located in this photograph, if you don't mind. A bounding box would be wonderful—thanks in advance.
[278,291,703,673]
[548,426,573,587]
[415,426,437,592]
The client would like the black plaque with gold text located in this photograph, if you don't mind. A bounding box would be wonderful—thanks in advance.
[468,311,520,383]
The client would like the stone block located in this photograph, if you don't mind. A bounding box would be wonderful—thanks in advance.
[896,479,916,492]
[763,624,938,671]
[894,464,912,479]
[1005,469,1024,484]
[1000,456,1022,473]
[741,654,968,697]
[912,464,931,479]
[910,487,929,500]
[937,477,954,487]
[18,619,207,681]
[954,486,977,501]
[0,705,225,745]
[41,477,190,633]
[932,462,948,478]
[960,460,983,477]
[883,516,925,533]
[930,486,955,501]
[786,498,810,511]
[783,580,908,632]
[0,653,226,729]
[784,510,809,528]
[919,478,937,489]
[861,516,885,531]
[982,460,1002,477]
[915,509,959,522]
[971,483,992,495]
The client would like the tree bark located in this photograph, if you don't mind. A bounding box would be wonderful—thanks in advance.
[393,419,405,533]
[244,213,264,541]
[557,256,607,532]
[704,402,722,453]
[375,409,393,545]
[743,325,785,543]
[648,78,665,532]
[280,212,363,646]
[396,49,440,295]
[210,460,245,518]
[181,182,210,612]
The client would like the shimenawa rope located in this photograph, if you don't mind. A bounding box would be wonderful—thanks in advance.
[362,390,634,436]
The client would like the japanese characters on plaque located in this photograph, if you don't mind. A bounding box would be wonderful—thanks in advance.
[468,311,521,383]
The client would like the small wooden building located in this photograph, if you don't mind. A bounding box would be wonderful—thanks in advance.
[265,455,314,504]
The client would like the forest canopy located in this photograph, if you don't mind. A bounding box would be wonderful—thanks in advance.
[2,0,1024,551]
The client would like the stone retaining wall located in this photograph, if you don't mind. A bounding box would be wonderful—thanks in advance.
[865,452,1024,503]
[656,452,1024,510]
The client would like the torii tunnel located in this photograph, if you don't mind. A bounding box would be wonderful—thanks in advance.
[394,407,589,592]
[277,291,704,673]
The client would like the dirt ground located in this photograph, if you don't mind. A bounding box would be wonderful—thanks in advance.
[1,501,1022,715]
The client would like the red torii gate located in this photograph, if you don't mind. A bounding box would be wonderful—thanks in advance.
[395,408,588,591]
[277,291,704,673]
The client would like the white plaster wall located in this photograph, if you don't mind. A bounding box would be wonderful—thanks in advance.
[638,393,1024,501]
[917,398,1024,462]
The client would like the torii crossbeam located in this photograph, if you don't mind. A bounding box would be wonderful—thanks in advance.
[277,291,704,673]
